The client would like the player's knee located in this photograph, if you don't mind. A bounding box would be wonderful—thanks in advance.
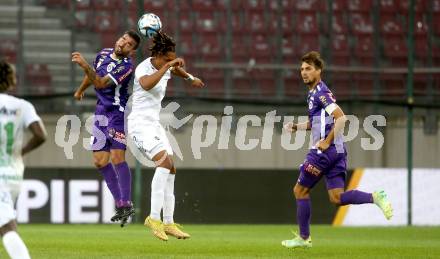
[110,154,125,164]
[154,154,173,170]
[294,184,309,199]
[93,158,108,168]
[0,221,16,237]
[329,194,341,205]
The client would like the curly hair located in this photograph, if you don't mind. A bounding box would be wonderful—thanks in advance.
[0,60,14,92]
[149,31,176,57]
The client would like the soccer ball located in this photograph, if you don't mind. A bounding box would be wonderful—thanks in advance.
[137,13,162,39]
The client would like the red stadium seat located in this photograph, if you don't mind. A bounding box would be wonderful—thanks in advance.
[253,71,276,97]
[25,64,52,94]
[398,0,427,13]
[0,39,17,63]
[352,74,375,98]
[348,0,373,11]
[179,13,194,33]
[330,74,352,98]
[200,68,225,98]
[331,34,351,65]
[330,0,348,11]
[433,16,440,36]
[179,35,196,59]
[383,37,408,65]
[322,13,348,34]
[380,15,404,36]
[350,13,374,35]
[249,34,273,63]
[268,0,294,11]
[75,10,91,30]
[93,11,118,33]
[198,35,223,62]
[139,0,167,11]
[269,12,293,35]
[195,12,218,34]
[353,36,375,65]
[243,0,266,10]
[284,72,303,98]
[293,0,325,11]
[380,74,405,96]
[297,35,320,55]
[295,13,319,35]
[93,0,121,10]
[434,0,440,13]
[281,36,298,63]
[245,11,267,34]
[217,0,242,11]
[191,0,217,11]
[75,0,92,10]
[219,12,245,34]
[379,0,398,13]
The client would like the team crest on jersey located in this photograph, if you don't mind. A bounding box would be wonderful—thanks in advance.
[308,101,313,110]
[107,62,116,72]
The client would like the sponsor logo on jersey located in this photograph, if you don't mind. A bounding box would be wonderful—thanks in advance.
[303,161,322,176]
[118,68,133,82]
[107,62,116,72]
[0,106,18,116]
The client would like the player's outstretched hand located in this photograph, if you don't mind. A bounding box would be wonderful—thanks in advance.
[283,122,297,133]
[191,77,205,88]
[73,90,84,101]
[167,58,185,68]
[71,52,88,69]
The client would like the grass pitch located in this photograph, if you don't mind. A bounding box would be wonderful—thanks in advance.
[1,224,439,258]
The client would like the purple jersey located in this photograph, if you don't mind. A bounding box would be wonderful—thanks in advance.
[93,48,133,112]
[307,81,344,152]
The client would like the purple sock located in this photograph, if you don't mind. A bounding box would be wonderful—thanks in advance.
[297,199,311,240]
[98,163,121,203]
[340,190,373,205]
[114,162,132,205]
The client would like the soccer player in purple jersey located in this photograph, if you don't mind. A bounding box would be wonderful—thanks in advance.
[72,30,140,226]
[281,51,393,249]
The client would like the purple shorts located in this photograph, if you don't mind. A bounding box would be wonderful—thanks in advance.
[91,108,126,152]
[297,146,347,190]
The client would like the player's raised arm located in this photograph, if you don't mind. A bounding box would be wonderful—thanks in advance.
[73,75,92,100]
[138,58,184,91]
[171,66,204,88]
[71,52,113,89]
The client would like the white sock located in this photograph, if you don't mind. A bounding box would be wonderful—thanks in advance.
[150,167,170,221]
[163,174,176,224]
[2,231,31,259]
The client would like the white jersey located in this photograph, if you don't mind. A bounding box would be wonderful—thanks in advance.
[128,57,171,123]
[0,93,41,178]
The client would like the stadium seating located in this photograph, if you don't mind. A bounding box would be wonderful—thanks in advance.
[34,0,438,100]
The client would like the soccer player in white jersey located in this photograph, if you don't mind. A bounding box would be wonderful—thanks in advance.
[128,32,204,241]
[0,60,47,259]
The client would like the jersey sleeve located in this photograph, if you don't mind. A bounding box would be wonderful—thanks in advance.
[21,100,41,127]
[317,90,338,115]
[108,62,133,86]
[135,60,153,81]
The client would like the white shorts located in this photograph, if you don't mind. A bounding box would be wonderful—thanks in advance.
[0,169,21,227]
[128,121,173,160]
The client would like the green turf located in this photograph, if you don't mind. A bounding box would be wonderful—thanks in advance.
[0,224,439,258]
